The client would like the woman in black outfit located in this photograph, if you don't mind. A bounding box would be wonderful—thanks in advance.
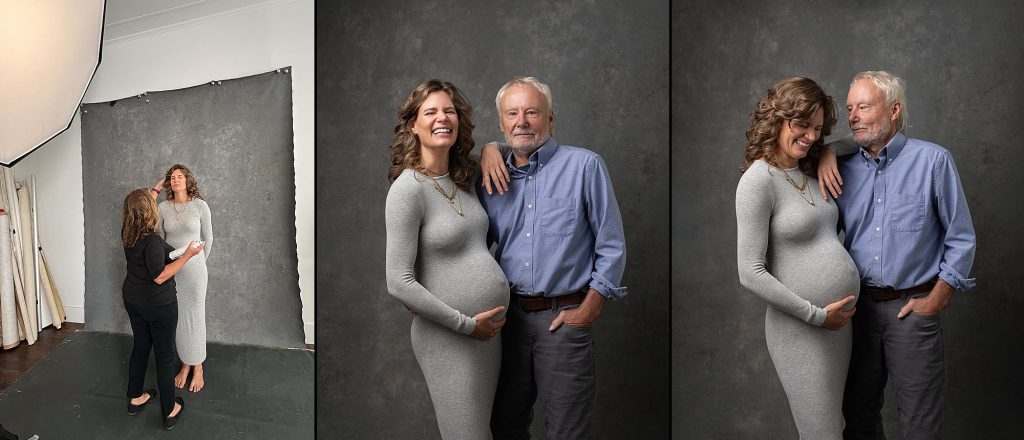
[121,188,204,430]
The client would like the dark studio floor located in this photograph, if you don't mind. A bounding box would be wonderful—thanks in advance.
[0,330,313,439]
[0,322,85,391]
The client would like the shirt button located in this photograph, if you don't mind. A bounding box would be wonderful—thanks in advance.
[875,227,880,231]
[874,256,879,261]
[528,176,533,180]
[528,204,533,208]
[526,233,531,237]
[876,170,882,175]
[876,198,882,203]
[524,262,530,267]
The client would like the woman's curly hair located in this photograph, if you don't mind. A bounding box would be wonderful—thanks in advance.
[163,164,203,201]
[742,77,837,176]
[387,79,477,190]
[122,188,160,248]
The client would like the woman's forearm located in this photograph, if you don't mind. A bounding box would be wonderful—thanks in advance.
[154,253,192,284]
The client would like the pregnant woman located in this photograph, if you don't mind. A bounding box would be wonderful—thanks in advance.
[153,164,213,393]
[735,77,861,439]
[385,79,509,440]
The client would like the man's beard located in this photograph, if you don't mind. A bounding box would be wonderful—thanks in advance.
[852,119,893,149]
[507,130,548,158]
[510,140,544,158]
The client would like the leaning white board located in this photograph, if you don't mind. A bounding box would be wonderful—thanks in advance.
[39,248,63,329]
[41,249,65,322]
[17,185,37,333]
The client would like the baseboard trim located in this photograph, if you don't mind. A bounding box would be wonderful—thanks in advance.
[63,305,85,323]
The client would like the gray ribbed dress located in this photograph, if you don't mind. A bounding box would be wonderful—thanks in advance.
[736,160,860,439]
[159,199,212,366]
[385,169,509,440]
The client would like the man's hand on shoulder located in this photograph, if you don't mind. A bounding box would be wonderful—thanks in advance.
[480,142,509,195]
[818,144,843,200]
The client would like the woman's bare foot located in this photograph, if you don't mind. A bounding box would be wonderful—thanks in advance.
[188,364,204,392]
[174,364,191,389]
[129,391,152,406]
[168,401,182,418]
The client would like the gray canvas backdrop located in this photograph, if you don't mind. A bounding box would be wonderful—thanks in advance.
[673,1,1024,438]
[317,0,670,438]
[82,69,304,348]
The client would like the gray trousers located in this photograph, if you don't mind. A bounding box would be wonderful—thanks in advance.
[490,302,596,440]
[843,291,946,440]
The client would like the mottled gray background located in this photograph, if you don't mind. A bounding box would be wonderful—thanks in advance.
[673,1,1024,438]
[317,0,669,438]
[82,69,305,348]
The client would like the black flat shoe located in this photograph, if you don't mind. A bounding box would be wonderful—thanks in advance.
[127,389,157,416]
[163,397,184,430]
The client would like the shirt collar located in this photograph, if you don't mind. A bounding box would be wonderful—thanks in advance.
[505,137,559,177]
[859,131,907,163]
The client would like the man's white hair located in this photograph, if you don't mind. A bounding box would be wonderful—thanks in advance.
[494,76,554,116]
[852,70,908,131]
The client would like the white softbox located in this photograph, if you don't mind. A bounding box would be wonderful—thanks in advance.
[0,0,105,167]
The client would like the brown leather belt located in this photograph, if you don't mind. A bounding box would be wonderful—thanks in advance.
[512,288,588,312]
[862,281,935,302]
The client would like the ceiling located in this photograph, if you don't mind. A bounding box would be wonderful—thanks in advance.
[104,0,200,25]
[102,0,277,42]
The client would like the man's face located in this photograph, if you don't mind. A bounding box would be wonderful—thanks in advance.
[499,85,553,156]
[847,79,898,150]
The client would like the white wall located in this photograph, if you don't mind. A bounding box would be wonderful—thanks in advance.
[13,115,86,324]
[14,0,315,343]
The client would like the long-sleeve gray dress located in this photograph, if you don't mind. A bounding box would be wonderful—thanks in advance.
[736,160,861,439]
[385,169,510,440]
[159,199,212,366]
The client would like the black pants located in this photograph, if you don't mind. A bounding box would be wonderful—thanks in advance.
[124,300,178,418]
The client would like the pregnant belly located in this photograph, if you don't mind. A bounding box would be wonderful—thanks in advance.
[420,258,510,317]
[772,244,861,307]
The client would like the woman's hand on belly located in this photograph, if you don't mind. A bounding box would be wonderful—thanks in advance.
[469,306,507,341]
[820,295,857,330]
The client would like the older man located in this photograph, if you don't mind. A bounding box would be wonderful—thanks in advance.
[818,71,976,440]
[478,77,627,440]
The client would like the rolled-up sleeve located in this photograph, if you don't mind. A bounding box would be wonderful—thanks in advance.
[585,156,628,300]
[933,152,977,291]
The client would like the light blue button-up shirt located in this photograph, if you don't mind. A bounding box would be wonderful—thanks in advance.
[478,138,628,299]
[835,132,976,291]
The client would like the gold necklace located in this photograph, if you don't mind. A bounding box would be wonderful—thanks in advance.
[419,169,463,216]
[172,199,190,217]
[778,167,815,206]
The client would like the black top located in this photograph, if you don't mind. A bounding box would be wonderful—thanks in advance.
[122,233,176,306]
